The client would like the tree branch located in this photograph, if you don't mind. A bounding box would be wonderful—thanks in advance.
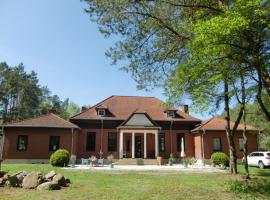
[160,0,223,12]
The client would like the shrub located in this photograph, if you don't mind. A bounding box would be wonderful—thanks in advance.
[225,181,249,193]
[168,153,175,166]
[50,149,70,167]
[211,152,229,166]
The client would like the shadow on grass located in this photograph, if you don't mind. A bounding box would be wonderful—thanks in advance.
[257,170,270,177]
[238,164,270,177]
[226,177,270,198]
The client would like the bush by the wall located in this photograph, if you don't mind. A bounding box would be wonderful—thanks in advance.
[50,149,70,167]
[211,152,229,166]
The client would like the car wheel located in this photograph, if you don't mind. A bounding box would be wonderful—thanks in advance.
[258,161,264,169]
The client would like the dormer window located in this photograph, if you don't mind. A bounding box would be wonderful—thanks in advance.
[97,109,106,116]
[164,108,177,118]
[167,111,175,118]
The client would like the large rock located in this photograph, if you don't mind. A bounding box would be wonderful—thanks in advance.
[44,171,56,180]
[0,174,9,186]
[22,172,43,189]
[65,177,71,184]
[0,176,8,186]
[36,181,60,191]
[52,174,66,187]
[14,171,27,185]
[6,175,20,187]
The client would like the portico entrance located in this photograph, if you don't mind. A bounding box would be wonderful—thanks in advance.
[119,129,160,159]
[118,111,161,159]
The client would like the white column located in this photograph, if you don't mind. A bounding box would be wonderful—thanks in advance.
[132,132,135,158]
[155,131,159,158]
[119,130,123,159]
[144,132,147,159]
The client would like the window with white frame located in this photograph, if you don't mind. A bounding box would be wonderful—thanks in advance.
[213,138,221,152]
[97,109,106,116]
[17,135,28,151]
[167,111,175,118]
[239,138,244,151]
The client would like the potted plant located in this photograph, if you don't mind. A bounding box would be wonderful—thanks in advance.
[168,153,174,166]
[90,155,97,167]
[107,154,114,168]
[157,156,163,165]
[190,157,197,167]
[70,154,77,168]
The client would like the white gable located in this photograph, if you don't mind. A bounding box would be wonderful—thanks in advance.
[124,113,154,126]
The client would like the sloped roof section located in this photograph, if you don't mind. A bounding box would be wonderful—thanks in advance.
[4,113,79,129]
[118,110,160,127]
[71,95,200,121]
[191,117,258,132]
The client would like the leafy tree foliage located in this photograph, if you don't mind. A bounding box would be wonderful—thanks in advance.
[220,99,270,150]
[0,62,42,123]
[0,62,80,122]
[84,0,270,175]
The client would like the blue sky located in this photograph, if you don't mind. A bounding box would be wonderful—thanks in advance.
[0,0,211,119]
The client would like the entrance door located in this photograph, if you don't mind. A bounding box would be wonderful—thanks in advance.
[135,136,142,158]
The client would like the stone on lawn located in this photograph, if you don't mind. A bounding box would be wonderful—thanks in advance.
[52,174,66,187]
[22,172,43,189]
[37,181,60,191]
[0,174,9,186]
[65,177,71,184]
[6,175,20,187]
[15,171,27,185]
[45,171,56,180]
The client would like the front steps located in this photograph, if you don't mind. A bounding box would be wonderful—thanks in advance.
[114,158,159,165]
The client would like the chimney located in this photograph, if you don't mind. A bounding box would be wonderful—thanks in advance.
[183,105,189,114]
[81,106,87,112]
[48,109,56,114]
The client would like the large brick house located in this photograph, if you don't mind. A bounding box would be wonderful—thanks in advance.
[0,95,258,163]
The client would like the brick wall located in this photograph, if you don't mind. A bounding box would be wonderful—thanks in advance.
[193,130,258,159]
[3,127,76,159]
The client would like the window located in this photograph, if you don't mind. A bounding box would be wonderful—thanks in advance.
[250,153,259,157]
[213,138,222,151]
[177,134,185,152]
[86,132,96,151]
[159,133,165,152]
[49,136,60,151]
[97,109,105,116]
[167,111,175,118]
[17,135,28,151]
[108,132,117,152]
[239,138,244,151]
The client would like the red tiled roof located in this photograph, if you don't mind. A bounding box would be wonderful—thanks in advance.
[4,113,79,129]
[95,104,108,110]
[191,117,258,132]
[71,95,200,121]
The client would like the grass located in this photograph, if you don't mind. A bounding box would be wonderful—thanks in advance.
[0,164,269,200]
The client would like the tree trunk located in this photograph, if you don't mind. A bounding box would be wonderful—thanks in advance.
[256,67,270,121]
[224,80,238,175]
[261,67,270,97]
[240,71,250,179]
[226,130,238,175]
[242,109,250,179]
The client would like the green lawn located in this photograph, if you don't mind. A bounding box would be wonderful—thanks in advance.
[0,164,269,200]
